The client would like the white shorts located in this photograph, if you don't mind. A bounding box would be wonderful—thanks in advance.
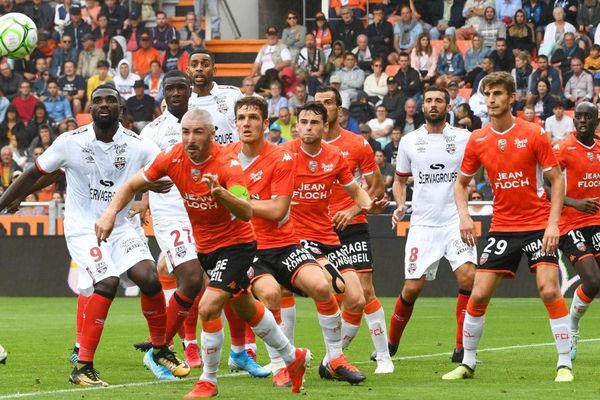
[67,229,153,296]
[404,224,476,281]
[154,220,198,272]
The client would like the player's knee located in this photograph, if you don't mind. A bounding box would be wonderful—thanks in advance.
[180,272,203,296]
[538,283,561,304]
[310,280,333,302]
[583,273,600,297]
[361,281,376,303]
[198,303,221,321]
[344,290,366,312]
[258,288,281,310]
[402,284,423,303]
[94,276,119,297]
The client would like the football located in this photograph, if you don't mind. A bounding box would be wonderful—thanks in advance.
[0,343,7,364]
[0,12,37,58]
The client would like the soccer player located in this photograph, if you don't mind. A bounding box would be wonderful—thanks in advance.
[314,86,393,374]
[0,85,190,386]
[95,108,310,398]
[552,102,600,360]
[443,72,572,382]
[387,86,476,363]
[284,101,389,383]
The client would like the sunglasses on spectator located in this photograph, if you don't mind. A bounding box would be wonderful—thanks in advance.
[141,37,150,41]
[63,40,72,43]
[287,16,297,20]
[373,64,382,67]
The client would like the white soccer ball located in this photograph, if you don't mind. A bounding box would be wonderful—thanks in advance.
[0,12,37,59]
[0,343,7,364]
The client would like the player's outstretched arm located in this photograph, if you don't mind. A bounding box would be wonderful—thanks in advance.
[364,168,385,200]
[201,173,252,221]
[543,177,599,214]
[250,195,291,221]
[455,173,477,247]
[392,174,408,228]
[344,183,389,218]
[3,170,63,213]
[0,165,44,213]
[542,165,565,254]
[95,170,150,244]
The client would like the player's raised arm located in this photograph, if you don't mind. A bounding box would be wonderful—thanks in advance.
[343,183,389,216]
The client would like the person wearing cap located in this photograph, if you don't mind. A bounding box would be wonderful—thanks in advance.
[447,81,467,114]
[50,33,78,78]
[77,33,105,79]
[126,80,159,132]
[381,75,404,122]
[101,0,127,35]
[133,30,161,78]
[251,26,292,78]
[150,11,179,52]
[160,37,190,73]
[64,4,93,52]
[267,122,287,145]
[121,9,145,52]
[179,11,205,53]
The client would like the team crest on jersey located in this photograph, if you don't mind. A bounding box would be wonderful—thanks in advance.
[587,152,595,163]
[247,266,255,279]
[446,143,456,154]
[191,168,201,182]
[114,157,126,170]
[308,160,318,173]
[497,139,507,152]
[322,163,334,172]
[576,242,587,252]
[479,252,489,265]
[114,143,127,155]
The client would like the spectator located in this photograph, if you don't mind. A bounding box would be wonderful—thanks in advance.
[53,0,72,39]
[77,33,105,80]
[456,0,495,40]
[366,5,394,61]
[384,126,402,165]
[101,0,127,35]
[552,32,586,82]
[49,34,78,78]
[447,81,467,114]
[0,145,21,189]
[255,69,281,97]
[268,123,287,144]
[122,10,144,52]
[86,60,113,111]
[540,7,576,56]
[395,51,422,103]
[382,75,404,122]
[282,10,306,61]
[429,0,462,40]
[522,104,544,126]
[133,31,161,78]
[16,193,47,216]
[161,38,189,73]
[241,77,260,98]
[0,64,24,101]
[280,67,301,99]
[23,145,43,171]
[578,0,600,36]
[507,9,535,56]
[545,101,574,143]
[374,149,394,192]
[436,35,465,85]
[58,60,86,115]
[0,105,26,148]
[25,103,54,146]
[266,81,288,120]
[390,5,423,63]
[551,0,579,27]
[368,105,394,147]
[288,82,313,115]
[364,57,388,103]
[512,51,533,111]
[564,58,594,107]
[395,97,424,134]
[27,124,55,156]
[335,52,365,107]
[348,91,374,124]
[64,4,92,52]
[313,12,333,58]
[126,80,158,132]
[495,0,521,24]
[195,0,221,39]
[488,38,515,73]
[92,13,116,53]
[352,34,373,73]
[332,6,364,52]
[329,0,366,21]
[113,59,139,100]
[150,11,178,52]
[143,60,164,106]
[107,36,132,77]
[529,79,556,120]
[592,81,600,106]
[468,190,493,216]
[454,102,482,130]
[29,0,54,32]
[83,0,102,29]
[251,26,292,78]
[11,81,38,124]
[528,55,563,98]
[359,123,381,152]
[8,130,28,170]
[43,80,72,133]
[325,40,345,76]
[523,0,551,45]
[410,33,437,86]
[585,44,600,74]
[295,32,326,95]
[0,89,8,123]
[33,69,51,100]
[34,31,57,62]
[479,7,506,51]
[463,33,490,86]
[178,11,204,53]
[274,106,297,141]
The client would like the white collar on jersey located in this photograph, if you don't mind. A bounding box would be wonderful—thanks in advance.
[189,82,217,99]
[300,146,322,158]
[88,122,127,144]
[490,123,516,136]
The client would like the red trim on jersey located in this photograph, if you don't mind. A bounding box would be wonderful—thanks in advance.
[578,254,595,261]
[396,171,412,177]
[35,159,49,175]
[290,262,320,287]
[356,268,374,273]
[477,268,516,278]
[529,261,559,269]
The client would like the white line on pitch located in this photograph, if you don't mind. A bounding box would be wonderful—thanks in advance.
[2,338,600,399]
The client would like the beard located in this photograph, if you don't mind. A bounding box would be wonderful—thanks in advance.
[93,113,119,129]
[424,112,446,124]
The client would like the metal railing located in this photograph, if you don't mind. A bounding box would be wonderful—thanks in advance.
[1,201,65,235]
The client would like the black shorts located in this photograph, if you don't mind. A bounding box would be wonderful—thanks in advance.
[336,223,374,272]
[477,230,559,277]
[249,245,320,295]
[299,239,353,272]
[197,242,256,294]
[560,225,600,264]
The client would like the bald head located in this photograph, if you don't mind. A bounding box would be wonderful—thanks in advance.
[576,101,599,120]
[181,108,215,132]
[574,101,599,140]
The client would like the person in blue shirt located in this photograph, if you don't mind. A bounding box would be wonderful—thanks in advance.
[43,80,73,134]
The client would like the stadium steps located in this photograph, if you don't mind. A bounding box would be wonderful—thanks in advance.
[206,39,267,86]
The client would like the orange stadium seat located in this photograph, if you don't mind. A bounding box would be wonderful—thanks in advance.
[431,40,444,55]
[564,109,575,118]
[458,88,472,99]
[457,40,470,55]
[385,64,400,76]
[76,113,92,126]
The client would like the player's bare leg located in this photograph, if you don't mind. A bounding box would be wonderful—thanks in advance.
[452,263,475,363]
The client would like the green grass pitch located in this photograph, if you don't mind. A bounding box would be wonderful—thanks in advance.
[1,297,600,399]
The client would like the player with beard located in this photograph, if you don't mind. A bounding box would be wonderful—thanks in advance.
[0,85,190,386]
[95,107,311,398]
[444,72,570,382]
[313,86,393,374]
[552,102,600,360]
[387,86,476,364]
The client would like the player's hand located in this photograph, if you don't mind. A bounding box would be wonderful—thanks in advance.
[391,206,406,229]
[571,197,600,214]
[146,179,173,193]
[129,201,150,225]
[5,197,23,214]
[201,173,223,196]
[333,207,360,231]
[460,216,477,247]
[95,212,116,246]
[542,223,560,255]
[362,197,390,215]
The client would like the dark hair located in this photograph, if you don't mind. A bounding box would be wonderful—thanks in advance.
[96,60,109,69]
[109,39,124,68]
[496,37,507,44]
[297,101,328,123]
[592,44,600,52]
[235,95,268,120]
[286,10,299,27]
[38,123,51,132]
[457,103,472,113]
[97,11,108,19]
[47,78,58,86]
[150,60,161,68]
[424,85,450,105]
[374,149,385,157]
[316,86,342,107]
[188,49,215,65]
[344,51,356,60]
[538,54,549,62]
[537,78,550,92]
[64,59,77,68]
[398,51,410,59]
[483,56,495,65]
[155,10,166,17]
[162,70,191,89]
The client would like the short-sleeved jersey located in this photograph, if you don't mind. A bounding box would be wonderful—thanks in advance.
[283,139,355,245]
[396,123,471,227]
[36,123,159,237]
[188,82,243,145]
[229,141,296,250]
[554,134,600,234]
[140,110,189,223]
[143,143,255,253]
[325,128,378,225]
[460,118,558,232]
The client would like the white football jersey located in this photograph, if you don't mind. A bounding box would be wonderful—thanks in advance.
[36,123,160,237]
[139,110,189,222]
[395,123,471,227]
[188,82,243,145]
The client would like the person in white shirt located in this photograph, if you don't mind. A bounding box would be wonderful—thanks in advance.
[544,102,575,143]
[251,26,292,78]
[467,190,493,216]
[363,57,388,103]
[368,105,394,147]
[113,59,140,100]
